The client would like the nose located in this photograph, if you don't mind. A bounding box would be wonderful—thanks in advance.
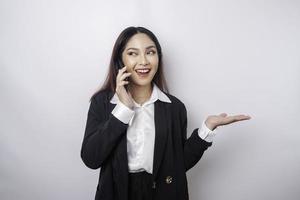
[139,54,149,66]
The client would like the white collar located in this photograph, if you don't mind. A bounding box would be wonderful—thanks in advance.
[109,83,171,106]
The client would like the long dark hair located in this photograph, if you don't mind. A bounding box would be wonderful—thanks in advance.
[90,26,169,101]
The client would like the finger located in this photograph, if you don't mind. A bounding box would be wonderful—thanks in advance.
[222,116,236,124]
[118,80,129,86]
[120,65,127,72]
[238,116,251,121]
[116,70,124,82]
[234,115,251,121]
[120,72,132,81]
[117,66,127,77]
[223,115,251,124]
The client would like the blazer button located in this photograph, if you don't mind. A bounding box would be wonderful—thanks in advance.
[152,181,156,189]
[165,176,173,184]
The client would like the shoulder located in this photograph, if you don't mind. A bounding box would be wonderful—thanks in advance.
[163,92,187,113]
[163,92,188,125]
[90,89,114,105]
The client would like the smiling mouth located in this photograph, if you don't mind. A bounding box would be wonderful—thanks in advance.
[135,68,151,76]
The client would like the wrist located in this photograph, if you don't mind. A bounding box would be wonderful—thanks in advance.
[205,120,216,131]
[121,101,134,110]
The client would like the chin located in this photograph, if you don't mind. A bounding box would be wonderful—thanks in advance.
[130,73,155,86]
[132,81,152,87]
[130,78,154,87]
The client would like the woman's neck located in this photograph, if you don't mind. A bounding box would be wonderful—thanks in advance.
[128,83,153,105]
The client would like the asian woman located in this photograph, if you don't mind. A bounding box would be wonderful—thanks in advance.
[80,26,251,200]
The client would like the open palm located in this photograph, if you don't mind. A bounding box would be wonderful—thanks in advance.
[205,113,251,131]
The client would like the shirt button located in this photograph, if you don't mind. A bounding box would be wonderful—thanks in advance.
[165,176,172,184]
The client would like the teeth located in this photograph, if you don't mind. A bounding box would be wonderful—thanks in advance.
[136,69,150,73]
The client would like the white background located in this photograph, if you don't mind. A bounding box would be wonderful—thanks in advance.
[1,0,299,199]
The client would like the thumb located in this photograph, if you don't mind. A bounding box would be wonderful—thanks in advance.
[219,113,227,117]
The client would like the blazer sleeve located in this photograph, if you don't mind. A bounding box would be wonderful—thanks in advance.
[80,95,128,169]
[180,102,213,172]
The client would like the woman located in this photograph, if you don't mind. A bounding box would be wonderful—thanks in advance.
[80,26,251,200]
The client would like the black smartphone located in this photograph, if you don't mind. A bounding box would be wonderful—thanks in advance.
[116,58,129,91]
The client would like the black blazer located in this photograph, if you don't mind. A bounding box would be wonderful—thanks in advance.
[80,89,213,200]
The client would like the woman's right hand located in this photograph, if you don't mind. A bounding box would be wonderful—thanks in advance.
[116,66,134,109]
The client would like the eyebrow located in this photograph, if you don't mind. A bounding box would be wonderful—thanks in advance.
[126,45,156,51]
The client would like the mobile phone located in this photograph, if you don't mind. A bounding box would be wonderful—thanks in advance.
[116,58,129,91]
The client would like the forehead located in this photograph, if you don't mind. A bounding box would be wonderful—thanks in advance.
[125,33,156,49]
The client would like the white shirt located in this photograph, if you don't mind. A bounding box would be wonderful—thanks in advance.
[110,83,217,174]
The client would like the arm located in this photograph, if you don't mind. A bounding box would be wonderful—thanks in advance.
[180,101,251,171]
[80,96,132,169]
[180,103,213,172]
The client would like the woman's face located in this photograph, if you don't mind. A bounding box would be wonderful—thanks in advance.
[121,33,159,87]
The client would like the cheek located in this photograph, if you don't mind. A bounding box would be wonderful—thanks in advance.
[151,66,158,75]
[150,57,159,69]
[149,55,159,62]
[123,57,137,67]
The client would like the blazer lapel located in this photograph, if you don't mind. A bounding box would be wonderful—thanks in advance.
[152,100,171,180]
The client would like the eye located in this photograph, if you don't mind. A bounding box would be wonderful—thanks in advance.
[147,50,156,55]
[127,52,137,56]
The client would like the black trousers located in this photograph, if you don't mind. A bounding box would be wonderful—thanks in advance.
[128,171,153,200]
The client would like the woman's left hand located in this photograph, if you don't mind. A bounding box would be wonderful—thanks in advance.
[205,113,251,131]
